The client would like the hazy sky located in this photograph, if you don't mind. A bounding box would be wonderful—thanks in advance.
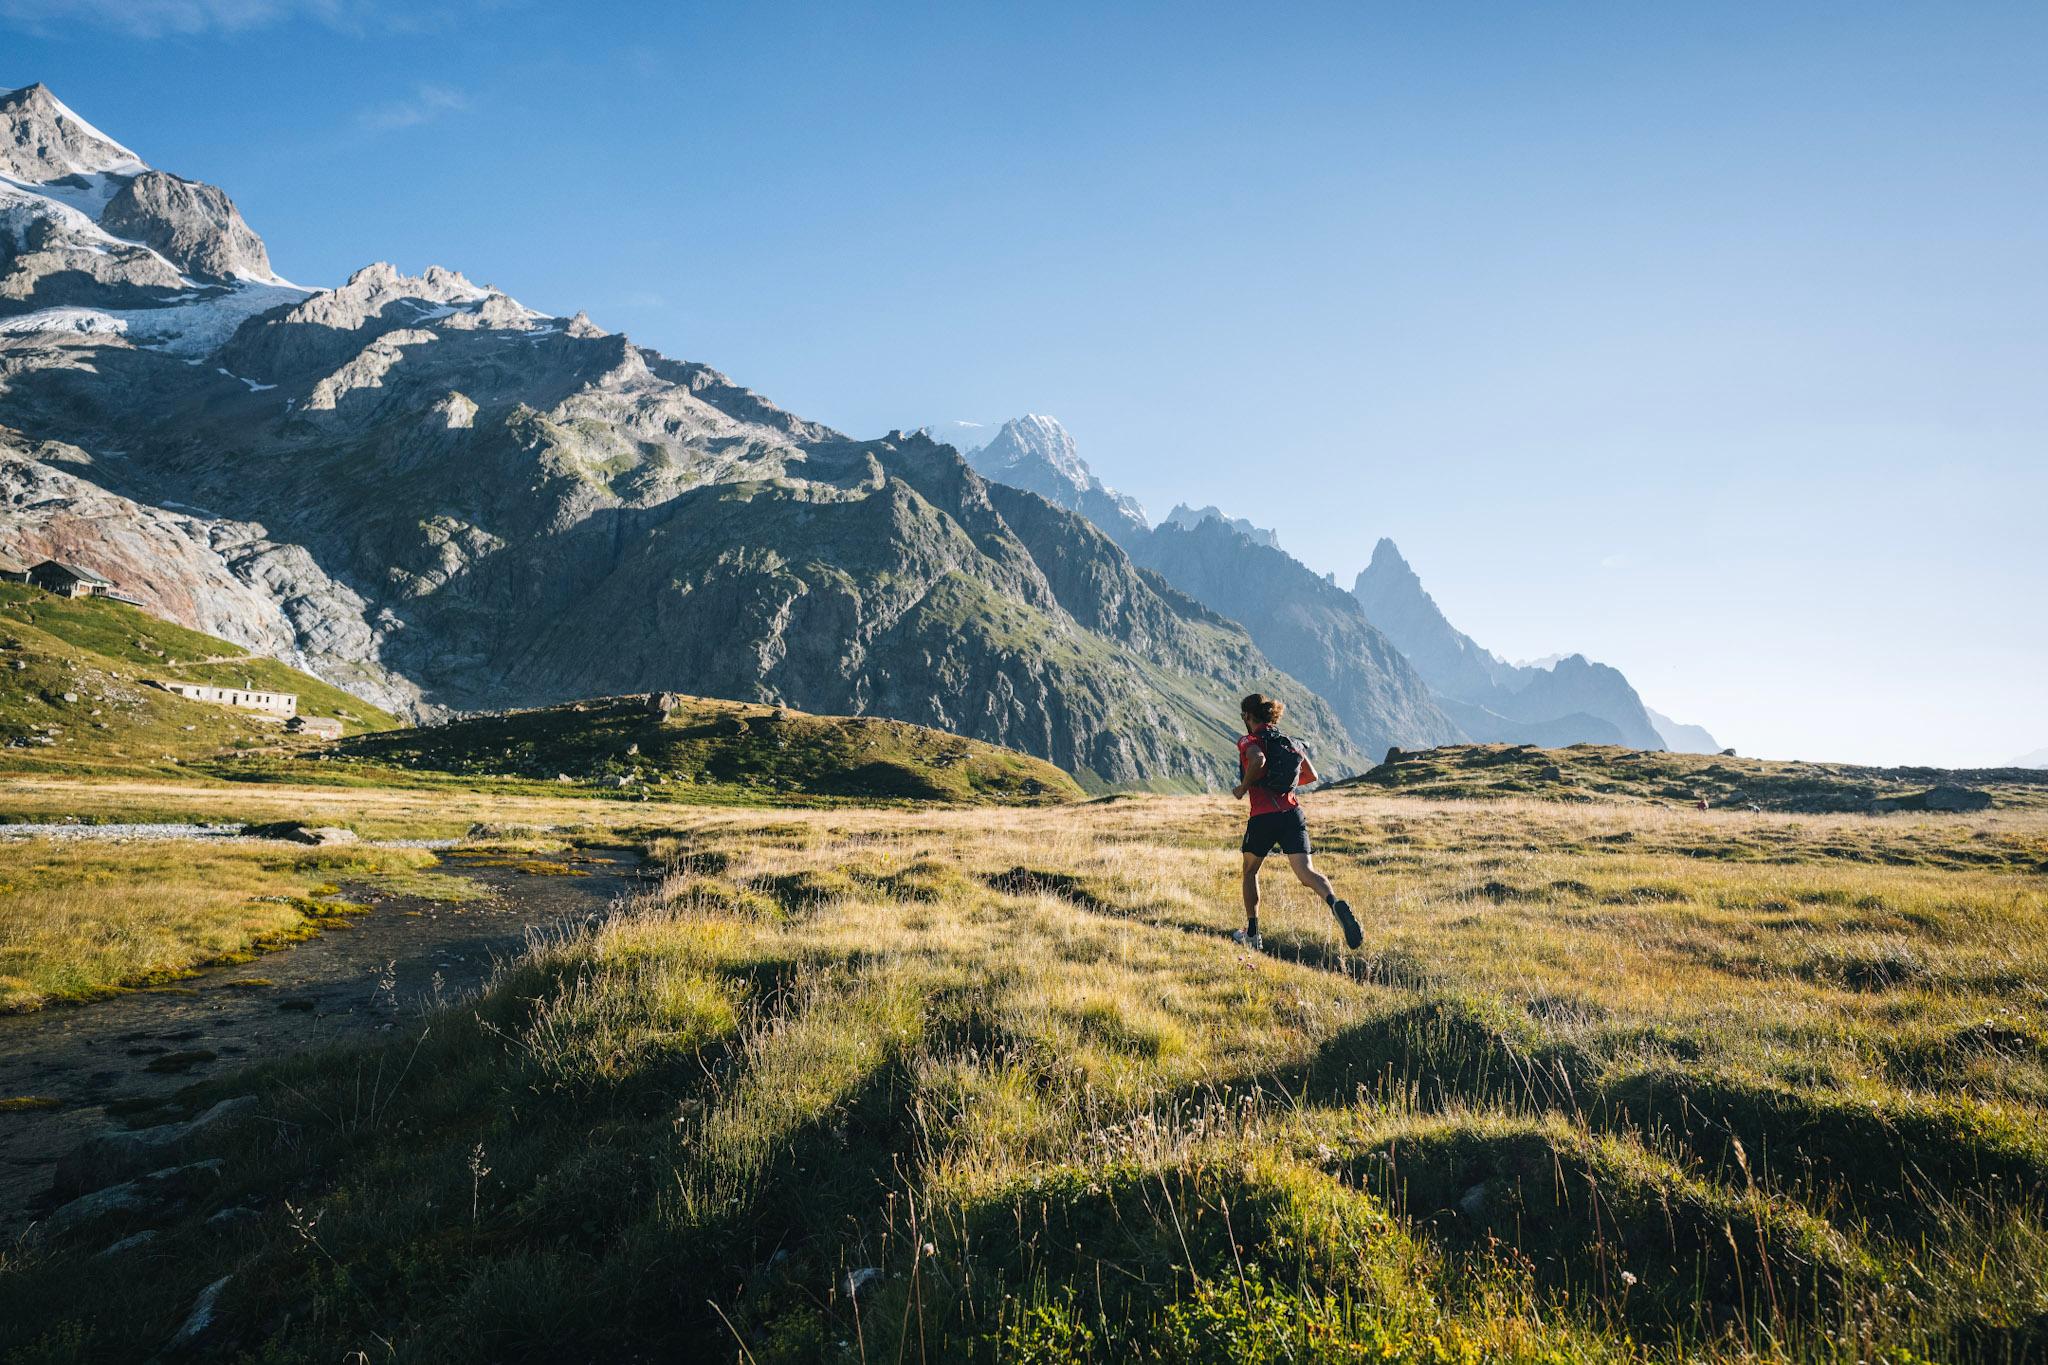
[7,1,2043,766]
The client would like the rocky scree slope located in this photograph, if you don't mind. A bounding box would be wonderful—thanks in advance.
[0,88,1355,789]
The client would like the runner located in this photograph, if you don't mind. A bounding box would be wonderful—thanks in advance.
[1231,693,1363,952]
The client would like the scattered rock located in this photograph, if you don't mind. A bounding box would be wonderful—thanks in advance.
[41,1159,226,1239]
[841,1266,883,1300]
[647,691,681,716]
[1720,748,1737,757]
[55,1095,257,1198]
[1925,785,1992,813]
[1460,1181,1489,1216]
[1538,764,1564,782]
[145,1049,218,1073]
[206,1205,261,1230]
[161,1274,233,1355]
[1384,747,1404,764]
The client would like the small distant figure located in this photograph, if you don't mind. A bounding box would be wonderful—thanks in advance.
[1696,797,1709,811]
[1231,693,1362,953]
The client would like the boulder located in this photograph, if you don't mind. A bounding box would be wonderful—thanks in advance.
[1925,785,1991,813]
[54,1095,257,1198]
[647,692,682,716]
[239,820,357,845]
[94,1230,160,1258]
[1384,747,1404,765]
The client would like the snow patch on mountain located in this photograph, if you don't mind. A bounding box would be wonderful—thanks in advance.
[0,282,313,356]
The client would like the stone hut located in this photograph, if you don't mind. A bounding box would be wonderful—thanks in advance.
[28,560,113,598]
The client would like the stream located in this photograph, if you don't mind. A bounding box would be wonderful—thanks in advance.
[0,847,644,1231]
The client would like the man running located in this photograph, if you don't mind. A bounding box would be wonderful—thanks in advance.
[1231,693,1363,952]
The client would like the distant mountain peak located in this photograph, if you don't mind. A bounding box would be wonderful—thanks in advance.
[965,414,1147,531]
[982,414,1089,485]
[1367,536,1418,579]
[1164,504,1280,550]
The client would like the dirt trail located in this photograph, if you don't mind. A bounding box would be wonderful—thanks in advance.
[0,848,643,1231]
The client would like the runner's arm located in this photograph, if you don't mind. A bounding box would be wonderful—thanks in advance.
[1233,742,1266,800]
[1299,755,1319,786]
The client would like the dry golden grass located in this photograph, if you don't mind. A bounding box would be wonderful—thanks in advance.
[4,787,2045,1361]
[0,776,676,841]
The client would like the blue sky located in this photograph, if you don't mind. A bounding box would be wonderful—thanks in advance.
[7,0,2043,766]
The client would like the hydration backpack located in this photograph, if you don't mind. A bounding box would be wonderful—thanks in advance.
[1256,727,1306,793]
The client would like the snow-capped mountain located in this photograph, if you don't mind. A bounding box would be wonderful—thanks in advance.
[0,86,1372,788]
[0,83,306,356]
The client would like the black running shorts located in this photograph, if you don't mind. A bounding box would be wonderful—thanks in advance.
[1242,808,1311,858]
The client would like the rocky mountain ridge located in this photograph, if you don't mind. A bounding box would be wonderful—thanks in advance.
[1164,503,1281,550]
[956,413,1716,756]
[1352,537,1714,751]
[956,414,1460,759]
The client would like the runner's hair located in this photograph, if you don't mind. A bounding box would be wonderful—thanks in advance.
[1240,693,1284,725]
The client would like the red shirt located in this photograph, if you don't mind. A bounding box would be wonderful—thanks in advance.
[1238,727,1301,816]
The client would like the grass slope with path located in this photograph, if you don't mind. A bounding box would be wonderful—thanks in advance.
[0,583,399,779]
[4,789,2044,1360]
[1335,741,2048,812]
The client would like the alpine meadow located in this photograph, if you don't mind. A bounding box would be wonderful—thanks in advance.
[1,6,2044,1363]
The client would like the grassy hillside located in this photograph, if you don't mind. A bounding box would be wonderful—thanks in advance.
[6,790,2044,1360]
[0,584,399,779]
[1333,741,2048,812]
[317,693,1084,805]
[0,592,1070,808]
